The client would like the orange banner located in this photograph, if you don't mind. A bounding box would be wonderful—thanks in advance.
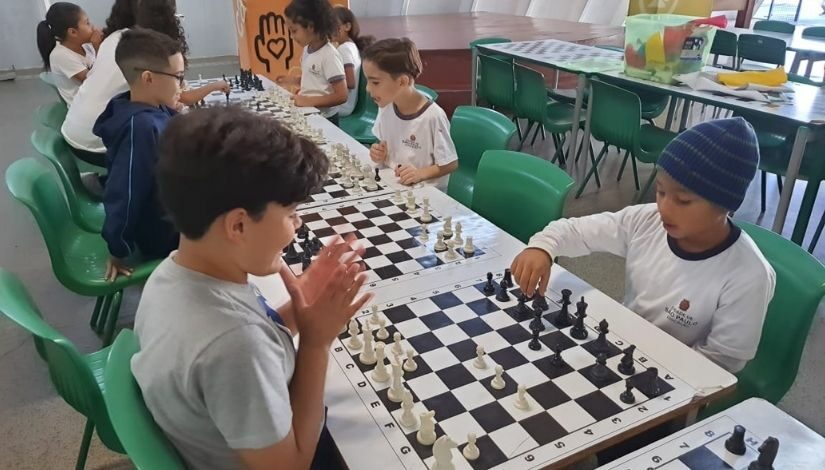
[232,0,349,81]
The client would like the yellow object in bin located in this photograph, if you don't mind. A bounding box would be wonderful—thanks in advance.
[717,68,788,88]
[646,33,666,64]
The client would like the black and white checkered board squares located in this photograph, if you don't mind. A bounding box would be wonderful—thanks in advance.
[330,273,697,470]
[301,170,392,210]
[287,195,493,290]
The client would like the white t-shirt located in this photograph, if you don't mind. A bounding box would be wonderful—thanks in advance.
[49,43,96,105]
[528,203,776,373]
[61,29,129,153]
[299,42,345,118]
[336,41,361,117]
[372,100,458,191]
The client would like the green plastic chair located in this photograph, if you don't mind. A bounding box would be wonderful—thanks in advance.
[702,222,825,417]
[470,37,512,105]
[0,268,124,469]
[105,330,186,469]
[575,79,677,201]
[447,106,517,207]
[478,54,518,124]
[791,27,825,77]
[753,20,795,34]
[5,158,160,345]
[31,127,104,233]
[513,64,582,162]
[711,29,738,69]
[39,71,66,103]
[737,34,787,70]
[35,101,68,130]
[471,150,574,243]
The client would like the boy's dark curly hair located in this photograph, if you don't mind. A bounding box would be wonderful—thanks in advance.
[285,0,339,42]
[136,0,190,59]
[102,0,139,38]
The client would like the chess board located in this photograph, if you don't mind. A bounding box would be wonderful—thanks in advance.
[600,415,766,470]
[285,194,498,291]
[301,167,392,210]
[488,39,622,64]
[330,272,698,470]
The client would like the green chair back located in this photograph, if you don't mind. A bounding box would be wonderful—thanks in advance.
[39,71,66,103]
[35,101,68,130]
[415,84,439,101]
[478,54,516,112]
[513,64,548,126]
[31,127,104,233]
[105,330,186,470]
[471,150,574,243]
[738,34,787,67]
[0,268,122,452]
[711,29,738,67]
[802,26,825,39]
[753,20,795,34]
[348,66,370,118]
[589,79,642,151]
[471,37,512,103]
[447,106,517,207]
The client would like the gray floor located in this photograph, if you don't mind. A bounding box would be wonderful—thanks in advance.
[0,60,823,469]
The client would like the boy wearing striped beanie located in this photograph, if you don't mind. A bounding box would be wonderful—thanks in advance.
[511,118,776,373]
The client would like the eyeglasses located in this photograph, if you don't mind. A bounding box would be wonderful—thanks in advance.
[134,68,186,86]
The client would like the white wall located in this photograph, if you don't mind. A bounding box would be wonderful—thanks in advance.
[0,0,47,72]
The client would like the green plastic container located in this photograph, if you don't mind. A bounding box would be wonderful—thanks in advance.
[624,14,717,84]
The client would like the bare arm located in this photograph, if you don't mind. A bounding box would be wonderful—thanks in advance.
[179,81,230,106]
[293,80,348,108]
[343,65,356,90]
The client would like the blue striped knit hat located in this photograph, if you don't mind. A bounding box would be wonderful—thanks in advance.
[657,117,759,212]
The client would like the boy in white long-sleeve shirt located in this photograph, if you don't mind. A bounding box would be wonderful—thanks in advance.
[511,118,776,373]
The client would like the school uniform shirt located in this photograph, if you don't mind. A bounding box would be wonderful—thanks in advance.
[527,203,776,373]
[61,29,129,153]
[49,43,96,105]
[336,41,361,117]
[372,100,458,191]
[299,42,345,118]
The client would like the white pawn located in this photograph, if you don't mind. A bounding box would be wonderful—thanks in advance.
[421,200,433,223]
[365,173,379,191]
[434,232,447,252]
[370,305,382,326]
[376,318,389,340]
[387,360,405,402]
[454,223,463,246]
[443,216,453,238]
[406,194,417,213]
[403,348,418,372]
[359,323,376,365]
[463,433,480,461]
[400,390,417,428]
[392,332,404,356]
[445,240,458,260]
[393,189,404,204]
[416,410,437,446]
[419,223,429,242]
[347,320,362,349]
[340,174,354,189]
[371,342,390,382]
[351,181,363,194]
[473,345,488,369]
[463,236,475,256]
[491,365,506,390]
[514,384,530,410]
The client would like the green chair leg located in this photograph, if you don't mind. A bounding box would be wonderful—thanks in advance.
[630,154,641,191]
[75,419,95,470]
[576,144,608,198]
[94,295,113,334]
[101,291,123,346]
[792,180,822,245]
[617,149,631,181]
[635,168,658,204]
[89,296,104,330]
[809,212,825,253]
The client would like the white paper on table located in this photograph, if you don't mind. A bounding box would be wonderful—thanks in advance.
[673,71,792,102]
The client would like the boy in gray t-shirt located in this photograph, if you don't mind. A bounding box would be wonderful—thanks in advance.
[131,106,372,470]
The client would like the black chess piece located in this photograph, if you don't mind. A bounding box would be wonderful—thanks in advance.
[517,294,531,317]
[725,425,747,456]
[569,297,588,340]
[309,236,323,256]
[374,167,381,182]
[483,272,496,295]
[551,346,565,367]
[284,242,300,263]
[529,309,545,332]
[748,437,779,470]
[620,380,636,404]
[495,282,511,302]
[222,74,227,82]
[528,326,541,350]
[594,319,610,353]
[551,297,572,329]
[501,268,513,288]
[590,353,609,381]
[618,345,636,375]
[301,249,312,270]
[643,367,662,397]
[531,295,548,312]
[297,223,309,240]
[256,102,261,112]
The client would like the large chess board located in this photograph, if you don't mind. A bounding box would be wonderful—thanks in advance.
[285,194,498,290]
[301,168,391,210]
[330,272,698,470]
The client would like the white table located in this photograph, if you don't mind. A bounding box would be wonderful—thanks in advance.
[598,398,825,469]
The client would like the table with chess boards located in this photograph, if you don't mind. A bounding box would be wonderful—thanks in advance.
[598,398,825,469]
[199,75,737,470]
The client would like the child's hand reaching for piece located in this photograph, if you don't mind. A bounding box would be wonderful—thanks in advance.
[396,164,423,186]
[510,248,553,298]
[210,80,230,94]
[369,141,388,164]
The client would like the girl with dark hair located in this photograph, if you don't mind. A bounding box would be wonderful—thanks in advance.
[36,2,101,104]
[278,0,348,122]
[102,0,140,38]
[333,6,373,117]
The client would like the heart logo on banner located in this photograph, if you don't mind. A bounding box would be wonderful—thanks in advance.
[267,37,288,59]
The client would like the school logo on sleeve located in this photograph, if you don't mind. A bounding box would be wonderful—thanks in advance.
[665,298,698,328]
[402,133,422,150]
[679,299,690,311]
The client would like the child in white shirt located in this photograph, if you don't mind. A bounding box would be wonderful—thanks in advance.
[36,2,102,105]
[279,0,348,121]
[333,6,373,117]
[364,38,458,191]
[511,118,776,373]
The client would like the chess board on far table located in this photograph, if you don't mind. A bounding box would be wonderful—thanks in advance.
[486,39,622,64]
[330,272,698,470]
[301,167,392,210]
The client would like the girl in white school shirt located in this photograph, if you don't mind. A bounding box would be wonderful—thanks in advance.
[333,6,374,117]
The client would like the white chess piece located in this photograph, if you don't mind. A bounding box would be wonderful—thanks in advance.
[387,360,405,402]
[462,433,480,461]
[198,73,203,85]
[434,232,447,252]
[445,240,458,260]
[463,236,475,255]
[454,223,463,246]
[406,194,417,213]
[420,200,433,223]
[393,189,404,204]
[340,174,354,189]
[370,305,381,326]
[365,173,379,191]
[392,332,403,356]
[419,223,429,242]
[347,320,362,349]
[400,389,417,428]
[514,384,530,410]
[433,435,457,470]
[491,365,506,390]
[351,181,363,194]
[473,346,488,369]
[403,348,418,372]
[359,323,376,365]
[416,411,437,445]
[443,216,453,238]
[371,342,390,382]
[376,318,389,340]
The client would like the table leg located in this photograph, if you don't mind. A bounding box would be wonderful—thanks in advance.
[772,126,810,234]
[678,99,691,132]
[665,97,678,131]
[471,47,478,106]
[579,81,594,166]
[567,75,586,162]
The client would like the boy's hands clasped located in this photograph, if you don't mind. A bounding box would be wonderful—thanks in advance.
[510,248,553,298]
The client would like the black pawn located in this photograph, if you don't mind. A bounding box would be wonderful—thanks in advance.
[570,297,588,340]
[645,367,662,397]
[495,282,511,302]
[374,167,381,182]
[590,353,609,381]
[532,295,548,312]
[529,309,545,332]
[501,268,513,288]
[284,242,300,263]
[483,272,496,295]
[620,380,636,404]
[256,102,261,112]
[725,425,747,456]
[517,294,531,317]
[528,326,541,351]
[301,249,312,270]
[594,319,610,353]
[748,437,779,470]
[551,346,565,367]
[297,223,309,240]
[618,345,636,375]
